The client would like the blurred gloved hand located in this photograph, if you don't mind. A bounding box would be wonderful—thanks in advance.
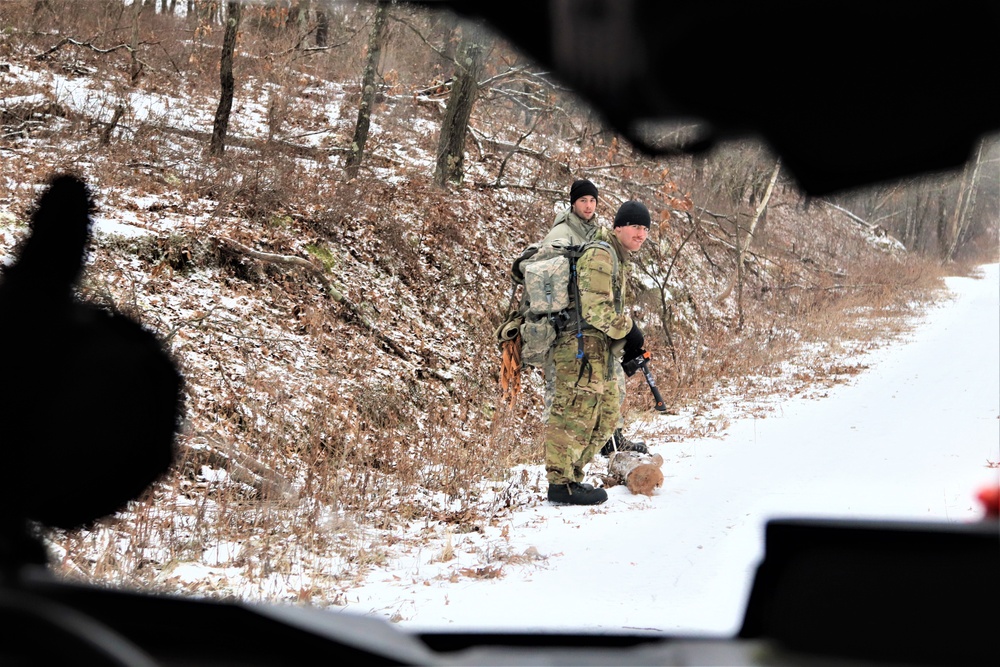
[622,321,644,362]
[0,174,184,531]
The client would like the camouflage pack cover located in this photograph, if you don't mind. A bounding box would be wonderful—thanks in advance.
[511,240,616,368]
[523,253,572,315]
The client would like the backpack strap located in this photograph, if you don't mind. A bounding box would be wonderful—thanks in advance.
[568,248,590,384]
[570,240,617,387]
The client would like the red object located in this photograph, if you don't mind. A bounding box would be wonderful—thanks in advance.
[975,484,1000,518]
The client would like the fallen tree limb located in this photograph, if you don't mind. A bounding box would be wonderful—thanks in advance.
[34,37,136,59]
[218,236,325,278]
[216,236,412,362]
[162,125,350,162]
[180,435,294,502]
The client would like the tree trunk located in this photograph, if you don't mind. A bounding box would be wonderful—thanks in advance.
[432,12,460,64]
[940,170,968,263]
[129,0,145,84]
[316,4,329,47]
[717,159,780,321]
[943,139,985,264]
[343,0,390,180]
[198,0,220,24]
[286,1,310,32]
[433,22,487,188]
[209,1,241,157]
[99,104,126,146]
[934,195,949,257]
[736,158,780,326]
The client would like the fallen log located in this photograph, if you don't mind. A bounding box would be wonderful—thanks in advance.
[602,451,665,496]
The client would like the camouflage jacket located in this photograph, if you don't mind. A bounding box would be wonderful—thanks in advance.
[510,207,600,288]
[541,207,599,246]
[577,229,632,340]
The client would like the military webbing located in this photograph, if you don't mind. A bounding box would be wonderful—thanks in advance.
[570,254,593,387]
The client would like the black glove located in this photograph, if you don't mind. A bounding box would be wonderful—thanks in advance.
[622,321,644,362]
[621,354,644,377]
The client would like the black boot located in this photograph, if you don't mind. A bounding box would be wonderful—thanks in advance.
[547,482,608,505]
[599,428,648,457]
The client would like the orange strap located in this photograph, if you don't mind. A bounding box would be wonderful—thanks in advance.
[499,336,522,406]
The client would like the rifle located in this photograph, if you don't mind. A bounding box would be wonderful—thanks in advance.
[621,350,667,412]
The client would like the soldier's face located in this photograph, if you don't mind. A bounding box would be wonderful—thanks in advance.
[572,195,597,221]
[614,224,648,252]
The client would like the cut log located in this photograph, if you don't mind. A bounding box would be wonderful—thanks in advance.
[605,451,664,496]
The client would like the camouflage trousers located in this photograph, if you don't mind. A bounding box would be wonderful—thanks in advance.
[543,332,621,485]
[543,347,625,426]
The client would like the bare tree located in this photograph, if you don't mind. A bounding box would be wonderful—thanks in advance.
[736,159,781,326]
[711,158,781,327]
[433,21,487,187]
[197,0,221,23]
[129,0,146,83]
[209,1,242,157]
[315,0,331,47]
[286,0,310,31]
[430,11,459,65]
[343,0,390,180]
[941,139,986,264]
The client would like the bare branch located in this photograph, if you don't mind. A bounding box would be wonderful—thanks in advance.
[391,13,456,65]
[34,37,137,59]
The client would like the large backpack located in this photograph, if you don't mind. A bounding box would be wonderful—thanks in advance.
[498,238,617,369]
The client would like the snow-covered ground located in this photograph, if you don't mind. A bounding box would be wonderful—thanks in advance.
[331,263,1000,636]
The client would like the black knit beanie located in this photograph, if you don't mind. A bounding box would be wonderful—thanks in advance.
[570,179,599,205]
[614,200,651,228]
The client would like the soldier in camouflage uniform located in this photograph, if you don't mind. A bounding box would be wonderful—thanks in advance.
[546,200,651,505]
[538,179,599,420]
[543,178,600,246]
[539,179,648,457]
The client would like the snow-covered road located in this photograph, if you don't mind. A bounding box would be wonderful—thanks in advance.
[337,264,1000,637]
